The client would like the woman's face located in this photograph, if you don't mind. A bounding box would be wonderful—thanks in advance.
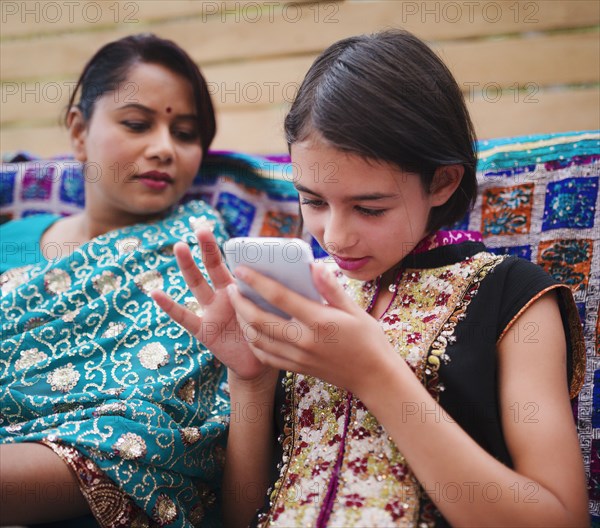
[292,138,447,282]
[71,62,203,222]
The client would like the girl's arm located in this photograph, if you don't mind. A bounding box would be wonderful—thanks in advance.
[355,291,588,527]
[152,229,278,526]
[223,369,279,528]
[228,265,588,527]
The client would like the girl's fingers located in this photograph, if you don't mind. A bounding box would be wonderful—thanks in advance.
[227,283,287,332]
[196,229,234,290]
[228,284,316,356]
[311,263,360,314]
[173,241,215,304]
[151,290,204,337]
[232,266,327,325]
[247,339,304,373]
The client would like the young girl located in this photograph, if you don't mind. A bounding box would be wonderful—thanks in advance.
[1,35,229,527]
[153,30,588,526]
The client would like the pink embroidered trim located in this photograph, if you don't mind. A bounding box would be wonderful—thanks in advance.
[412,230,483,254]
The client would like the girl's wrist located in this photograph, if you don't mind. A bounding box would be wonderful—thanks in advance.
[351,350,410,408]
[227,368,279,397]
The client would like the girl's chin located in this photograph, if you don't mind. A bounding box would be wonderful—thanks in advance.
[337,267,380,282]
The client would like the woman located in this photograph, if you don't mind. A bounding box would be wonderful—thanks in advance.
[1,34,229,527]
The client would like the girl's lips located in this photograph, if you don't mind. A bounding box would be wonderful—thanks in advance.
[332,255,371,271]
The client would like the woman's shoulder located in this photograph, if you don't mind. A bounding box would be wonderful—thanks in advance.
[1,213,61,235]
[0,214,61,274]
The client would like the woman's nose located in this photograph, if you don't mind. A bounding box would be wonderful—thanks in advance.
[146,127,174,163]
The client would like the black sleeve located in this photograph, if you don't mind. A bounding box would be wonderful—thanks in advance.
[438,256,584,468]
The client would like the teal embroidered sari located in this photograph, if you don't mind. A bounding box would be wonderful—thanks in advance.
[0,201,230,527]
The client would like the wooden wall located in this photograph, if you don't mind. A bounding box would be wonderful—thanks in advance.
[1,0,599,157]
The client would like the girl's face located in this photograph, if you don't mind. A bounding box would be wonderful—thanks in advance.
[292,138,450,281]
[70,62,203,223]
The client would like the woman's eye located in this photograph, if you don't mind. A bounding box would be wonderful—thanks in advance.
[122,121,149,132]
[300,198,325,208]
[356,206,386,217]
[173,129,199,142]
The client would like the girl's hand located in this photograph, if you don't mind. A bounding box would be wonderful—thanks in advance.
[227,263,396,396]
[151,229,274,383]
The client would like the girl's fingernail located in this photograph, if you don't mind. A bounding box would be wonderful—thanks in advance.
[234,267,247,280]
[227,284,237,296]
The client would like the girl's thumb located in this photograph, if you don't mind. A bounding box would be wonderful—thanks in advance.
[312,263,358,313]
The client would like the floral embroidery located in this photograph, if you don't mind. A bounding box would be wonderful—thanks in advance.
[113,432,147,460]
[189,215,216,233]
[44,268,71,294]
[15,347,48,371]
[47,363,80,392]
[153,494,178,526]
[102,321,127,338]
[115,236,141,255]
[177,378,196,404]
[1,266,32,294]
[61,308,80,322]
[180,427,203,446]
[138,343,170,370]
[93,402,127,418]
[92,270,122,295]
[24,317,47,331]
[134,270,163,294]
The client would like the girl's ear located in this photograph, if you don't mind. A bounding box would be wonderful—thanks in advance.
[67,108,88,162]
[429,164,464,207]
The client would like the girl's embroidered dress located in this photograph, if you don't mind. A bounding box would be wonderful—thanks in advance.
[257,231,585,528]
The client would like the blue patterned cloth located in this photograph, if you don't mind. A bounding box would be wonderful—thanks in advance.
[0,201,230,527]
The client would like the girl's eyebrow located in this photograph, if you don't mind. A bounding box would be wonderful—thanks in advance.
[294,183,398,201]
[117,103,196,121]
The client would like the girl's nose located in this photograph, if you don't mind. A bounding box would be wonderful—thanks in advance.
[323,212,359,255]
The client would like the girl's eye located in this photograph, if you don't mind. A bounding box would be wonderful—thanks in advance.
[356,206,386,217]
[122,121,149,132]
[300,198,325,208]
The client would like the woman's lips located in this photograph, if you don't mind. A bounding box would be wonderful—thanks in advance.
[136,171,173,190]
[332,255,371,271]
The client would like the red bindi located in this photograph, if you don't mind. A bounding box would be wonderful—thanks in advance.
[166,107,172,113]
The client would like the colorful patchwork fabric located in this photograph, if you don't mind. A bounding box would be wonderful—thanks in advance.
[473,131,599,521]
[1,131,599,519]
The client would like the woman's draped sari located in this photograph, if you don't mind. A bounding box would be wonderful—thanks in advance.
[0,201,230,527]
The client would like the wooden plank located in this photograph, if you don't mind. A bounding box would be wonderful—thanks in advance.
[2,0,598,80]
[469,87,600,140]
[2,88,598,157]
[2,31,598,124]
[439,31,600,89]
[0,55,314,123]
[1,125,71,158]
[0,0,320,38]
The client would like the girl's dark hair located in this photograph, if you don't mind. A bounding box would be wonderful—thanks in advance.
[65,33,216,151]
[285,30,477,232]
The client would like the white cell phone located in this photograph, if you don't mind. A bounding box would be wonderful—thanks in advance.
[222,237,322,319]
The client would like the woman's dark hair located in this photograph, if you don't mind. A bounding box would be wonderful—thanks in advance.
[285,29,477,232]
[65,33,216,152]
